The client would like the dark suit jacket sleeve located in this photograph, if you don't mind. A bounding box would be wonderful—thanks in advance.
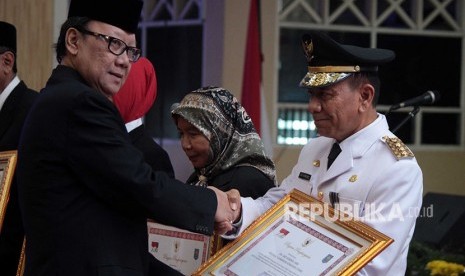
[66,92,216,235]
[211,166,275,199]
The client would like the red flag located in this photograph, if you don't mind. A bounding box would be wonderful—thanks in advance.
[241,0,261,134]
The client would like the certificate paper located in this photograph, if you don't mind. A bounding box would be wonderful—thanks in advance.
[194,189,393,276]
[216,217,360,276]
[147,221,211,275]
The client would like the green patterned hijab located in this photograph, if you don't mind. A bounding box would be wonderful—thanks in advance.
[171,86,276,186]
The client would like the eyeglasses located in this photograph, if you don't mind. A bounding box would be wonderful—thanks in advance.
[76,28,141,62]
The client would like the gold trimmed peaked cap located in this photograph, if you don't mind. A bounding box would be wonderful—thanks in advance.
[299,31,395,88]
[68,0,143,34]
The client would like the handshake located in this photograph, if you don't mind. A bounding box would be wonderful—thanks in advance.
[209,187,242,235]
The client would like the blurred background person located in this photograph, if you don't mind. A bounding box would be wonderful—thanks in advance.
[0,20,38,276]
[113,57,175,178]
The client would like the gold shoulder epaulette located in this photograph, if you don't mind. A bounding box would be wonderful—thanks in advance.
[382,136,414,160]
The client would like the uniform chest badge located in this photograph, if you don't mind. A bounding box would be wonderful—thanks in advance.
[349,175,358,182]
[313,160,320,167]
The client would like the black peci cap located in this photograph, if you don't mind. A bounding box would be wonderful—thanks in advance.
[0,21,16,52]
[299,31,395,88]
[68,0,143,34]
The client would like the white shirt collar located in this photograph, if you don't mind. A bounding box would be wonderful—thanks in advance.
[125,117,143,132]
[0,75,20,111]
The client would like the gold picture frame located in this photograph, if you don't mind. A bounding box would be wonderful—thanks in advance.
[209,233,224,257]
[0,150,17,232]
[194,189,393,276]
[16,238,26,276]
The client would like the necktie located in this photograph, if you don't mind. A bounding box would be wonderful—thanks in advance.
[327,143,341,169]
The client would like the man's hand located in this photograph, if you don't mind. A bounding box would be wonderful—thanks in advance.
[226,189,241,222]
[213,188,242,235]
[208,186,236,233]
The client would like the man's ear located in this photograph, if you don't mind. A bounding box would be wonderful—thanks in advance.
[359,83,375,112]
[1,51,15,71]
[65,28,80,56]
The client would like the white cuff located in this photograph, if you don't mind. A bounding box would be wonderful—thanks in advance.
[221,197,262,239]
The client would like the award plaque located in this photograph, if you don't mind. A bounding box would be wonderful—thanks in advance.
[194,189,393,276]
[0,150,17,231]
[147,221,222,275]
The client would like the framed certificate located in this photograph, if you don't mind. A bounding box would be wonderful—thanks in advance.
[194,189,393,276]
[147,220,223,275]
[0,150,17,231]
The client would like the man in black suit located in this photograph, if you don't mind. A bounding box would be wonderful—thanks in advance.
[0,21,38,276]
[16,0,237,275]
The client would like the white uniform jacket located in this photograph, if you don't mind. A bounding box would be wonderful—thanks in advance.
[233,114,423,275]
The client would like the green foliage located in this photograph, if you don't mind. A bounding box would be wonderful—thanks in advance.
[406,241,465,276]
